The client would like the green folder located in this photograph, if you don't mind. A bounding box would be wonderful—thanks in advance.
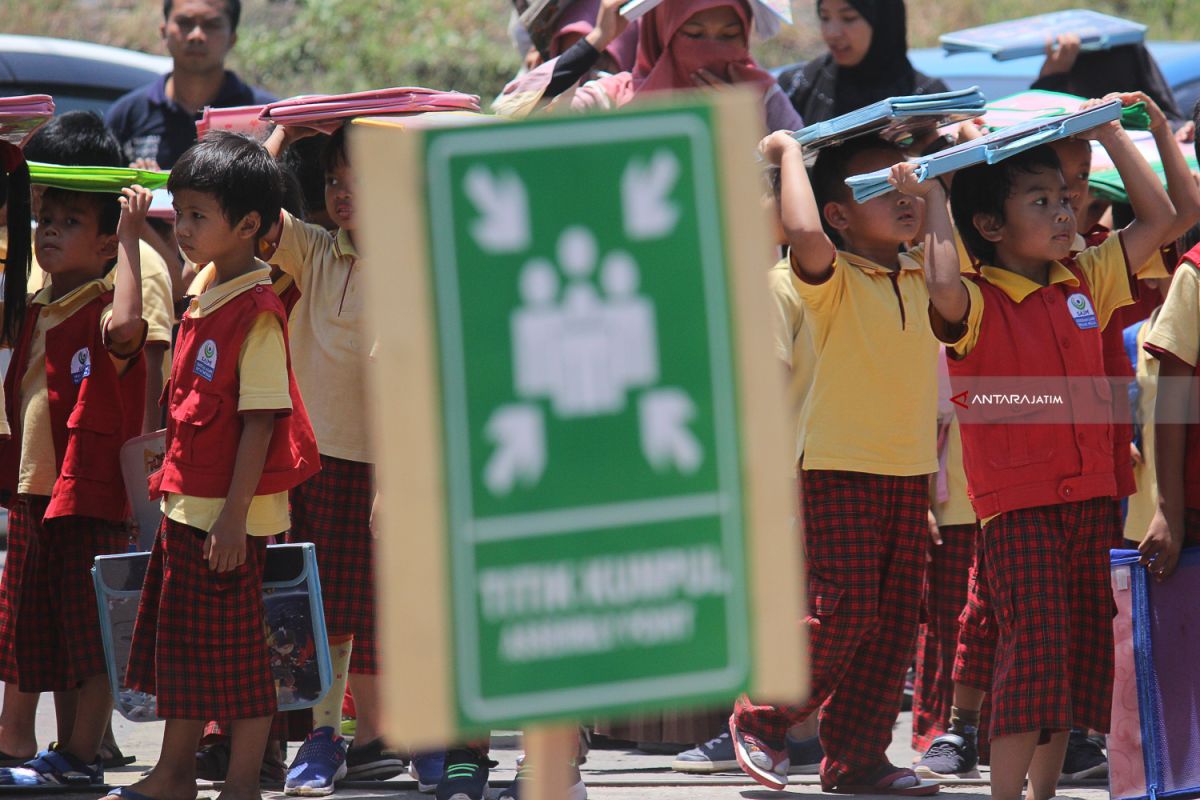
[28,162,170,192]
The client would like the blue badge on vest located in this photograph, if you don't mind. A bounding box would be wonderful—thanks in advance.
[1066,292,1098,330]
[70,347,91,385]
[194,339,218,381]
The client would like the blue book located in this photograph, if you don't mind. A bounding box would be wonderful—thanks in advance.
[793,87,987,152]
[844,99,1122,203]
[940,10,1147,62]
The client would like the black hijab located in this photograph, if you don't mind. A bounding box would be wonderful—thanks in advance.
[782,0,943,124]
[1031,43,1182,122]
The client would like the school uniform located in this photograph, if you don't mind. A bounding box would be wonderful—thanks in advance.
[269,212,378,675]
[126,267,319,720]
[934,234,1132,740]
[735,247,939,788]
[0,278,145,691]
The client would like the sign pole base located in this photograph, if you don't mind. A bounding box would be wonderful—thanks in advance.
[524,723,578,800]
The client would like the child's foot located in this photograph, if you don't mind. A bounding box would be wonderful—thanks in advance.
[284,727,348,796]
[436,748,494,800]
[344,737,405,780]
[0,749,103,787]
[497,755,586,800]
[913,730,981,780]
[671,730,737,774]
[826,763,940,796]
[100,773,200,800]
[728,714,789,790]
[409,751,445,794]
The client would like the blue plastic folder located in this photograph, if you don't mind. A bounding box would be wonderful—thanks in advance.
[792,87,987,152]
[92,543,334,722]
[940,10,1146,62]
[844,99,1122,203]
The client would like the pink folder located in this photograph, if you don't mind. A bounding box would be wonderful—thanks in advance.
[196,104,272,139]
[0,95,55,147]
[260,87,481,133]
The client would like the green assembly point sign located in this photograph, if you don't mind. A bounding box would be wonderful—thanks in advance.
[355,94,805,745]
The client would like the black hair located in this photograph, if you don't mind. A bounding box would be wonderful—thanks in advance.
[1,154,30,346]
[163,0,241,33]
[282,133,331,219]
[168,131,283,240]
[810,135,903,247]
[949,146,1063,265]
[23,111,122,168]
[39,187,121,236]
[764,164,782,203]
[320,126,349,174]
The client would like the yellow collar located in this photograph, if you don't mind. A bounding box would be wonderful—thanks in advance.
[333,228,358,261]
[839,249,923,273]
[976,261,1079,303]
[32,275,110,313]
[189,263,273,317]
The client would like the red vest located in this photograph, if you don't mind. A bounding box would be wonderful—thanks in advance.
[950,261,1117,519]
[149,280,319,499]
[0,288,146,522]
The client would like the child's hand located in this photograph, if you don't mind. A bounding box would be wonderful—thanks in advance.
[889,162,941,198]
[758,130,801,166]
[205,515,248,573]
[1104,90,1168,132]
[1139,509,1183,580]
[1039,33,1081,78]
[279,124,321,146]
[117,185,152,241]
[1075,97,1123,141]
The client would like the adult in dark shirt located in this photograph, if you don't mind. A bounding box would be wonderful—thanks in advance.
[105,0,275,168]
[778,0,947,125]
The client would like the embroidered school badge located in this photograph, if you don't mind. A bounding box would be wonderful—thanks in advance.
[70,347,91,385]
[194,339,218,381]
[1066,293,1098,330]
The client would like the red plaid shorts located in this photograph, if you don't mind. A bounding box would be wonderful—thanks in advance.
[735,470,929,787]
[0,498,37,683]
[912,522,977,753]
[3,497,128,691]
[127,518,277,720]
[983,499,1117,739]
[287,455,377,675]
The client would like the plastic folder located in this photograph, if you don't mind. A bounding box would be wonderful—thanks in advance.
[27,162,170,193]
[982,90,1150,132]
[196,104,271,139]
[260,88,482,134]
[119,430,167,552]
[844,100,1123,203]
[940,10,1146,62]
[1109,548,1200,800]
[793,87,986,151]
[0,95,54,147]
[93,543,334,722]
[1087,130,1199,204]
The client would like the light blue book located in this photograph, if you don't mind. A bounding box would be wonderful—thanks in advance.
[793,87,987,151]
[940,10,1146,62]
[844,99,1122,203]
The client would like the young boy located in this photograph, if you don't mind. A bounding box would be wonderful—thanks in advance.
[730,133,940,794]
[893,102,1174,800]
[0,180,150,786]
[104,132,319,800]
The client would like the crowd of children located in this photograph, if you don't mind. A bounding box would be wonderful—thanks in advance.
[0,1,1199,800]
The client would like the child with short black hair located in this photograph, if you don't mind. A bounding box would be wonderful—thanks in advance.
[0,178,150,787]
[105,132,319,800]
[894,103,1175,800]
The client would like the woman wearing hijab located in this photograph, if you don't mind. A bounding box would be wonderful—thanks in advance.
[1032,36,1183,122]
[572,0,804,132]
[779,0,947,125]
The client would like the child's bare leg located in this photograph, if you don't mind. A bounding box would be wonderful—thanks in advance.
[53,689,78,745]
[989,731,1040,800]
[952,684,986,713]
[1025,731,1069,800]
[103,719,204,800]
[220,716,272,800]
[61,674,111,762]
[347,674,380,743]
[0,685,39,758]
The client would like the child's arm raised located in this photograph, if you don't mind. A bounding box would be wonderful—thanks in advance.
[1113,92,1200,242]
[205,411,275,572]
[759,132,835,281]
[891,164,969,325]
[108,185,151,350]
[1085,114,1175,272]
[264,124,319,161]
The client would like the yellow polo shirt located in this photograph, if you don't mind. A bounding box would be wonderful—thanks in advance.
[1124,306,1162,542]
[163,266,292,537]
[932,416,976,527]
[792,249,939,476]
[767,259,815,472]
[269,213,371,463]
[1144,261,1200,368]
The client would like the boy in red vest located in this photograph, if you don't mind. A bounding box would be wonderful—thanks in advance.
[104,132,319,800]
[0,182,150,786]
[731,133,940,795]
[893,103,1175,800]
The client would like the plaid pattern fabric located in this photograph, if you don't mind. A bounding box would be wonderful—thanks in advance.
[287,455,377,675]
[983,499,1117,739]
[0,497,40,683]
[912,523,977,752]
[127,518,277,720]
[735,470,929,788]
[11,506,127,692]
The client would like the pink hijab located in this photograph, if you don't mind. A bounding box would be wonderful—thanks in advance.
[549,0,640,72]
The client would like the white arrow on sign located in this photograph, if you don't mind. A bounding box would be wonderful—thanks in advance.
[464,166,531,254]
[638,388,703,474]
[621,151,680,241]
[484,404,546,496]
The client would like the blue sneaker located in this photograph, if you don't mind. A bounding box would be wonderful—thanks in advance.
[285,727,348,796]
[0,750,103,787]
[410,751,445,794]
[436,749,492,800]
[671,731,737,773]
[786,734,824,774]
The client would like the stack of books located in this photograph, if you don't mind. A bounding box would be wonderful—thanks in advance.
[793,87,987,153]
